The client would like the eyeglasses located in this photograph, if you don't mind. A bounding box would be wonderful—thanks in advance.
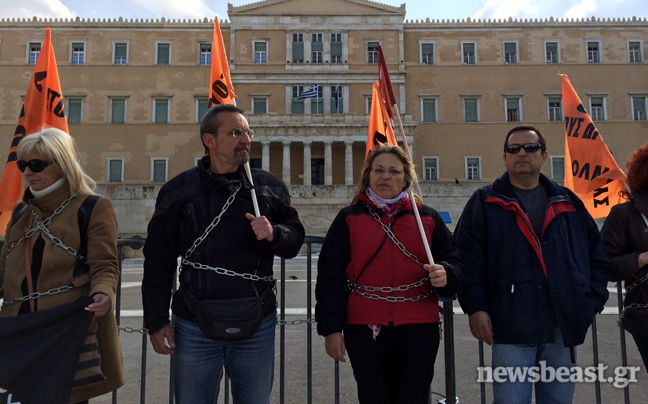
[220,128,254,138]
[505,143,542,154]
[17,159,53,173]
[371,167,404,177]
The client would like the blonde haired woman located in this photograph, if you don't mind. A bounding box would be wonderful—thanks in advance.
[0,128,124,403]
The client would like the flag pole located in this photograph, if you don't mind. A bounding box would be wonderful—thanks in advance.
[392,103,433,265]
[231,98,261,218]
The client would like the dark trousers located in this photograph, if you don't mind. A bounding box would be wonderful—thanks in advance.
[632,332,648,370]
[344,322,441,404]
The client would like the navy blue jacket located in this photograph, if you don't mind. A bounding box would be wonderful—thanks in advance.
[455,172,609,347]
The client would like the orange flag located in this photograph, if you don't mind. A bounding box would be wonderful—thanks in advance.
[0,28,69,236]
[562,74,627,218]
[366,81,398,157]
[209,18,236,108]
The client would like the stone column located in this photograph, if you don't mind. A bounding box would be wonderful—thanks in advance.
[282,141,291,184]
[261,141,270,172]
[324,140,333,185]
[303,141,312,186]
[344,141,354,185]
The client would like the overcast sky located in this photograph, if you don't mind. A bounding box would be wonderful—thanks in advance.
[0,0,646,22]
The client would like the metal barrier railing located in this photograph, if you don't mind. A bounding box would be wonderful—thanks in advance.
[112,237,634,404]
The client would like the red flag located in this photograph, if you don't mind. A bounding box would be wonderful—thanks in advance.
[377,45,396,121]
[366,81,398,157]
[561,74,627,218]
[209,18,236,107]
[0,28,69,236]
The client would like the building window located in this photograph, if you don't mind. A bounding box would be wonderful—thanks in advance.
[196,98,209,122]
[462,41,476,64]
[252,98,268,114]
[67,99,83,123]
[153,98,170,123]
[151,158,168,183]
[111,98,126,123]
[311,85,323,114]
[550,156,565,181]
[107,159,124,183]
[311,158,325,185]
[292,33,303,63]
[113,42,128,65]
[632,96,647,121]
[465,157,481,181]
[421,42,434,65]
[628,41,642,63]
[545,40,559,64]
[589,97,605,121]
[71,41,86,65]
[312,33,323,64]
[506,97,521,122]
[330,85,343,114]
[28,42,42,64]
[366,97,372,114]
[421,99,437,122]
[587,40,601,63]
[548,97,562,122]
[423,157,439,181]
[292,86,304,114]
[464,98,479,122]
[199,43,211,65]
[254,41,267,64]
[156,41,171,65]
[331,33,342,64]
[367,42,379,64]
[503,41,518,64]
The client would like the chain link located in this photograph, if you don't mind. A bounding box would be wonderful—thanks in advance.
[625,272,648,294]
[182,184,241,260]
[350,288,434,302]
[6,193,77,254]
[620,303,648,319]
[277,318,317,326]
[1,286,74,307]
[349,202,432,302]
[118,326,149,334]
[364,202,423,266]
[34,214,87,263]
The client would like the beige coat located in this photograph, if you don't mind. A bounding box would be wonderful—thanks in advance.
[0,185,125,403]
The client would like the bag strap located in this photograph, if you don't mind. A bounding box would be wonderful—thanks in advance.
[24,214,35,312]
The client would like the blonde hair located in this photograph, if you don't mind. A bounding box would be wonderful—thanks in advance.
[17,127,96,195]
[351,145,421,204]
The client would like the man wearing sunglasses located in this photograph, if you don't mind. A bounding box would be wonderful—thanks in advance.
[455,126,609,403]
[142,103,305,404]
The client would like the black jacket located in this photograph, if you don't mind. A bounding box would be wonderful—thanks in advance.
[142,157,305,333]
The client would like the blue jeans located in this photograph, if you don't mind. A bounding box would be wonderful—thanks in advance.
[173,312,276,404]
[491,328,576,404]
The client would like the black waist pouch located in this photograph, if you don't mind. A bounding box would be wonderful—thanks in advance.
[183,285,273,341]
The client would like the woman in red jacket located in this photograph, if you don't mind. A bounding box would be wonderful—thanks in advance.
[315,145,463,404]
[602,142,648,370]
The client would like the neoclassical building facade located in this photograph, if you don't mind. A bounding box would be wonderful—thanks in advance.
[0,0,646,236]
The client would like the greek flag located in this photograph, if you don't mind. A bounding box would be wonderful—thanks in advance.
[298,85,319,100]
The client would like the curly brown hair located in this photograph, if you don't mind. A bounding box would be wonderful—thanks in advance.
[624,142,648,198]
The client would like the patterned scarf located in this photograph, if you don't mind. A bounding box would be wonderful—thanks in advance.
[366,187,410,217]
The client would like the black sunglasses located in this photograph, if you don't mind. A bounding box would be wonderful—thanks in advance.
[16,159,53,173]
[505,143,542,154]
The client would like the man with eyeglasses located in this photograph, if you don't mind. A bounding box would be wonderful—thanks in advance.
[142,103,305,404]
[455,125,609,403]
